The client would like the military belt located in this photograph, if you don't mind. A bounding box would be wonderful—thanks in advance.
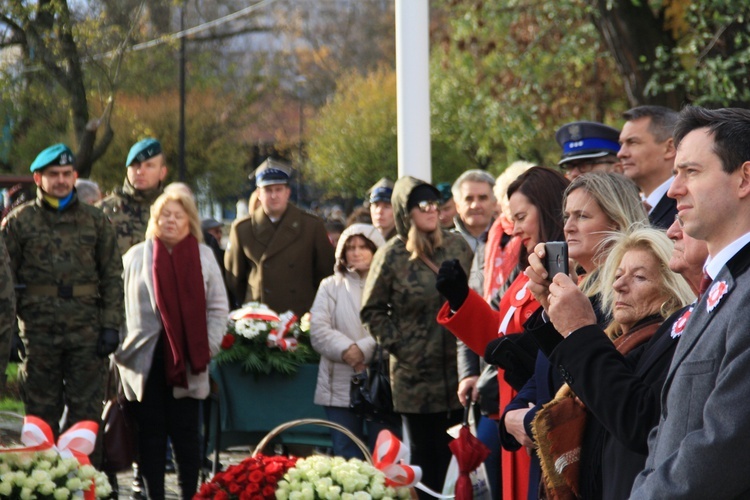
[24,284,99,299]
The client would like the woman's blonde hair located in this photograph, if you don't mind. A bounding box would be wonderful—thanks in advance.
[146,188,204,243]
[600,225,695,338]
[406,222,443,260]
[565,173,648,296]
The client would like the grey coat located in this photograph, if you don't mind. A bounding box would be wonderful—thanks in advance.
[115,238,228,402]
[630,242,750,499]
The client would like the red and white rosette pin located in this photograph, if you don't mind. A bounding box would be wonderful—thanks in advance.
[706,280,728,313]
[671,305,694,338]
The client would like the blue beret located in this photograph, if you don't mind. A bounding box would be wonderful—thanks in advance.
[555,121,621,165]
[126,138,162,167]
[30,144,75,172]
[253,158,291,187]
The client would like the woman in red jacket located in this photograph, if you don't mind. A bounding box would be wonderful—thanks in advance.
[436,167,569,500]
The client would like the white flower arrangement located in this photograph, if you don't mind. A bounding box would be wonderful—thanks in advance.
[215,302,319,375]
[275,455,412,500]
[0,449,112,499]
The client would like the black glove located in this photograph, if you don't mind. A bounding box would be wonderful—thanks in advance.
[96,328,120,358]
[435,259,469,311]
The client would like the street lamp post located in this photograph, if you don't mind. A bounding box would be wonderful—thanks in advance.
[178,3,187,182]
[295,75,306,204]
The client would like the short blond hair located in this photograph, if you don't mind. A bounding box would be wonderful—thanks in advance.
[146,188,203,243]
[601,225,695,337]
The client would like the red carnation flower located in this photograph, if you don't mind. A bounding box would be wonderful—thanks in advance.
[221,334,236,349]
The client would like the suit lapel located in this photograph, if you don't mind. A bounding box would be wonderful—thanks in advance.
[662,241,750,395]
[648,194,677,229]
[634,311,682,376]
[258,205,302,261]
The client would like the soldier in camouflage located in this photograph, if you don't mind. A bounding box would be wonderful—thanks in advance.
[360,176,473,495]
[0,234,15,391]
[2,144,123,436]
[97,138,167,255]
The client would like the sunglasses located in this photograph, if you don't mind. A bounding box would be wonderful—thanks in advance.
[563,159,618,172]
[414,200,439,212]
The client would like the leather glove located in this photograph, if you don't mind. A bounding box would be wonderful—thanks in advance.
[435,259,469,311]
[96,328,120,358]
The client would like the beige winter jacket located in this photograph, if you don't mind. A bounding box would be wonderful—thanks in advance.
[310,224,385,407]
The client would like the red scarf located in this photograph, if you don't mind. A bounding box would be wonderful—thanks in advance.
[152,235,210,388]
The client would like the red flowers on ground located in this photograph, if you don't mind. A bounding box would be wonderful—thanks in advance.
[194,454,298,500]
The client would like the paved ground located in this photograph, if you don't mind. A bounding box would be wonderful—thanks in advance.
[113,447,253,499]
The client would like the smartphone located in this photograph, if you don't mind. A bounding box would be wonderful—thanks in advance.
[544,241,569,277]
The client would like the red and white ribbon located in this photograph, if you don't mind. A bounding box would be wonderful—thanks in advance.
[374,430,422,488]
[278,311,299,337]
[374,430,454,498]
[266,311,300,351]
[4,416,99,499]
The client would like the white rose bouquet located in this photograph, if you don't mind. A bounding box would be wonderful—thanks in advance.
[214,302,318,375]
[0,449,112,499]
[275,455,412,500]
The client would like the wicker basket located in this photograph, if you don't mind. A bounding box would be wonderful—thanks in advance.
[251,418,373,464]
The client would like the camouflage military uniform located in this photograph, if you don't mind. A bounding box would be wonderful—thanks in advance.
[361,177,473,414]
[3,188,123,433]
[97,179,162,256]
[0,234,15,391]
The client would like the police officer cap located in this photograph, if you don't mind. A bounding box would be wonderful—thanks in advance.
[436,182,453,204]
[555,121,620,166]
[126,138,162,167]
[368,177,394,203]
[253,158,292,187]
[30,143,75,172]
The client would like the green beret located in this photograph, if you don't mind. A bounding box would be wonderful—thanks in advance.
[30,144,75,173]
[126,138,162,167]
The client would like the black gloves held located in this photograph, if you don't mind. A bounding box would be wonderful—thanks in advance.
[435,259,469,312]
[96,328,120,358]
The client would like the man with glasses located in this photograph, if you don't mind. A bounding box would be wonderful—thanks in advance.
[555,121,622,180]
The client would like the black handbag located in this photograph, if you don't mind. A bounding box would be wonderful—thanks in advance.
[100,365,138,474]
[349,344,399,425]
[484,332,537,391]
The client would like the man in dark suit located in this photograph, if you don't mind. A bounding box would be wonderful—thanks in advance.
[618,106,679,229]
[224,159,335,315]
[543,106,750,498]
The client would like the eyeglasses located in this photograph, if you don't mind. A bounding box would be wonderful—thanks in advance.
[415,200,439,212]
[563,159,618,173]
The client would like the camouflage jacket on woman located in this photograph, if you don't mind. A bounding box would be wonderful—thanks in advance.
[361,176,473,414]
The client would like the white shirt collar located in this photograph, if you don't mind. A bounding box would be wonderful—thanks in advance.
[645,177,673,214]
[705,231,750,279]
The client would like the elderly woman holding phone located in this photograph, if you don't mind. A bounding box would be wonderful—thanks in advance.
[115,187,228,499]
[526,222,701,499]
